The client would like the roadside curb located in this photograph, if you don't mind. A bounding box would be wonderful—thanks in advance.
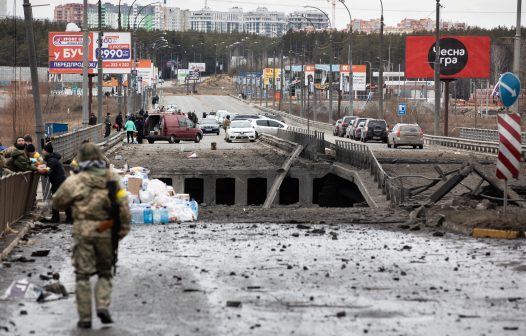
[0,219,34,260]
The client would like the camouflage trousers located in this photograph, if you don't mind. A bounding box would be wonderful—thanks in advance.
[72,236,113,322]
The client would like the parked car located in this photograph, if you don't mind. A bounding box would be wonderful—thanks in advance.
[346,118,368,139]
[251,118,288,137]
[232,114,263,121]
[333,119,343,136]
[387,123,424,149]
[145,113,203,144]
[338,116,358,137]
[361,119,388,143]
[225,120,256,142]
[199,118,221,135]
[263,113,285,123]
[354,121,367,140]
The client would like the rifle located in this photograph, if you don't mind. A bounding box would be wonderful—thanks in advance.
[107,180,121,275]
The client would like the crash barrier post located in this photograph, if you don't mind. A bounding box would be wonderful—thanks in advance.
[0,172,40,236]
[334,140,404,205]
[459,127,526,144]
[276,127,325,160]
[50,124,104,163]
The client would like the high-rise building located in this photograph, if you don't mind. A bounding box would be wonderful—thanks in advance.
[243,7,287,38]
[54,3,84,26]
[190,7,243,34]
[155,5,190,32]
[0,0,7,18]
[287,10,329,30]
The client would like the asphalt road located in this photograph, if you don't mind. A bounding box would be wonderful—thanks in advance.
[1,222,525,335]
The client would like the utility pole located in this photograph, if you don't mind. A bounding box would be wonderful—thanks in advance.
[339,0,354,116]
[117,2,123,117]
[97,0,103,123]
[328,33,334,123]
[22,0,44,150]
[512,0,522,114]
[279,48,284,111]
[378,0,384,119]
[82,0,89,127]
[434,0,441,135]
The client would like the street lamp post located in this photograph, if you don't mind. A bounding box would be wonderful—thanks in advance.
[339,0,354,116]
[364,60,372,97]
[378,0,384,119]
[305,5,333,123]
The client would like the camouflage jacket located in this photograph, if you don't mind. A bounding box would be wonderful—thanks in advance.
[52,167,131,238]
[0,154,13,177]
[4,148,37,172]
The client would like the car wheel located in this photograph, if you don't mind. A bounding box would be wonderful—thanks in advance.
[250,140,255,142]
[169,135,176,144]
[216,131,220,135]
[419,145,424,149]
[413,145,417,149]
[147,139,155,144]
[255,132,259,139]
[393,142,398,149]
[362,136,367,143]
[387,142,391,148]
[194,134,201,143]
[175,139,180,144]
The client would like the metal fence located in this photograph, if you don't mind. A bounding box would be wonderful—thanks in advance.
[0,172,40,236]
[276,127,325,160]
[335,140,404,205]
[459,127,526,144]
[50,124,104,162]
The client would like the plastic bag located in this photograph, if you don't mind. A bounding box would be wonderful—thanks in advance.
[139,189,154,203]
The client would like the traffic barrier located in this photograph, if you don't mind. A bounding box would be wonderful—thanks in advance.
[276,127,325,160]
[459,127,526,144]
[0,172,40,236]
[335,140,404,205]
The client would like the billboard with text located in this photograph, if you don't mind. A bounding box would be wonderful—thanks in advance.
[406,36,490,79]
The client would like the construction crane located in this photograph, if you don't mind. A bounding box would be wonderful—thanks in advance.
[327,0,336,28]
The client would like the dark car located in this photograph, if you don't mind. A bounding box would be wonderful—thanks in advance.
[199,118,220,135]
[232,114,263,121]
[145,113,203,144]
[361,118,388,143]
[338,116,358,137]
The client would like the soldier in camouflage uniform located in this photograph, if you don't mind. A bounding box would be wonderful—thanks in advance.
[53,143,131,329]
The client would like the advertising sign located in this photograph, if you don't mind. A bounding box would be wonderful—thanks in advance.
[188,62,206,72]
[340,64,367,91]
[92,32,132,74]
[315,64,340,72]
[136,59,153,86]
[49,32,131,74]
[405,36,490,79]
[48,32,94,74]
[263,68,281,86]
[305,64,315,86]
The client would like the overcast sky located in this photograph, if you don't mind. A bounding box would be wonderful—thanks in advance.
[7,0,525,29]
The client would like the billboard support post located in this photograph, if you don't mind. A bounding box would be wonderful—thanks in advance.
[82,0,89,127]
[434,0,441,135]
[97,0,103,122]
[512,0,522,114]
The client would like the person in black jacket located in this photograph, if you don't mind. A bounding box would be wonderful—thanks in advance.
[135,116,145,144]
[115,112,124,132]
[41,142,72,223]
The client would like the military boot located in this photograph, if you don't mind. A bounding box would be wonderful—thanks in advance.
[97,309,114,324]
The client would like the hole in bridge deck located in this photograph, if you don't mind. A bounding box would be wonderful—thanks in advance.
[279,177,299,205]
[216,178,235,205]
[157,178,173,186]
[247,178,267,205]
[313,174,367,207]
[184,178,204,204]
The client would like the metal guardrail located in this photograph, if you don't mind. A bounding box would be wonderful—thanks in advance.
[277,127,325,160]
[423,134,526,157]
[335,140,404,205]
[51,124,104,162]
[459,127,526,144]
[0,172,40,236]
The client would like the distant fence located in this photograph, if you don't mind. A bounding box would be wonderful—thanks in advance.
[335,140,405,205]
[276,127,325,160]
[0,172,40,236]
[459,127,526,144]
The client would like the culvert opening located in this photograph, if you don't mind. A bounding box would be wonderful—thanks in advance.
[216,178,235,205]
[247,178,267,205]
[184,178,204,204]
[158,178,173,186]
[313,174,367,207]
[279,177,299,205]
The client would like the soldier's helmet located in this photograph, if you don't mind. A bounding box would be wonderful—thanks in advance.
[78,142,104,161]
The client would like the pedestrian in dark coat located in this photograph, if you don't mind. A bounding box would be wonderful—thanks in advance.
[115,112,124,132]
[135,117,145,144]
[41,142,72,223]
[104,113,111,137]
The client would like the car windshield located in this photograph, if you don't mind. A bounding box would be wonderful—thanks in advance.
[400,125,421,132]
[201,118,218,125]
[231,121,251,128]
[369,120,387,128]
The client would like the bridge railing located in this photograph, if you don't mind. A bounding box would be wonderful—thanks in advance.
[50,124,104,162]
[276,127,325,160]
[0,172,40,236]
[459,127,526,144]
[335,140,404,205]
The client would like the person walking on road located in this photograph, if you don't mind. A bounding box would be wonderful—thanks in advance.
[223,115,231,135]
[115,112,124,132]
[41,142,72,223]
[89,113,97,126]
[135,116,144,144]
[125,118,137,143]
[52,143,131,329]
[104,113,112,138]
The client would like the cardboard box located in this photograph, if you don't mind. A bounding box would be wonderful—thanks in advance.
[174,193,190,201]
[127,177,143,196]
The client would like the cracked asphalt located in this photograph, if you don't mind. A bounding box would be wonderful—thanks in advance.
[1,221,525,335]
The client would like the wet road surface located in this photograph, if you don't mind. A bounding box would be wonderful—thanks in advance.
[1,222,525,335]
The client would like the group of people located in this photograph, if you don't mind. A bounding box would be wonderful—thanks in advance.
[104,110,148,144]
[2,136,132,329]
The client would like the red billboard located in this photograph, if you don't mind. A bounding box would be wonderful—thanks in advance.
[406,36,490,79]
